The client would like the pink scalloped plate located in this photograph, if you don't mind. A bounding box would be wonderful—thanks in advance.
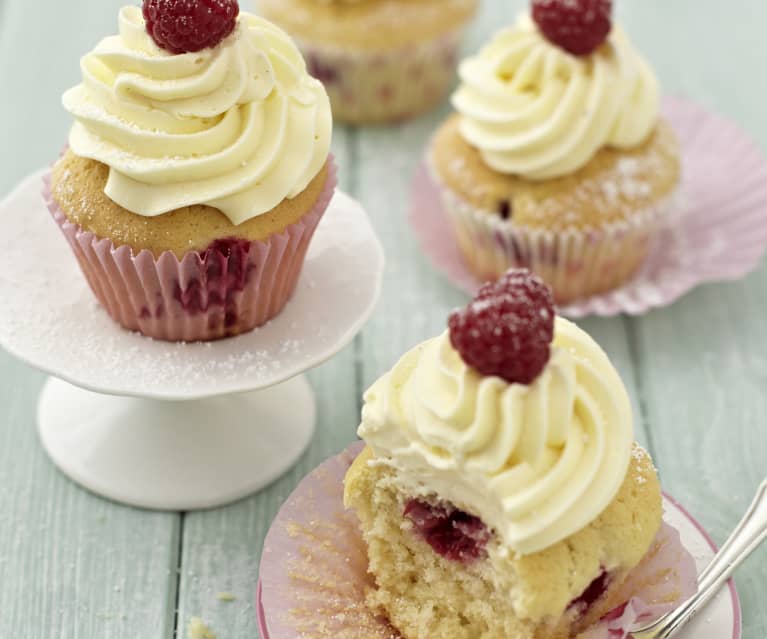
[409,97,767,317]
[256,444,741,639]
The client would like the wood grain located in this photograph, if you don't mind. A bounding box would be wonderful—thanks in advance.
[621,2,767,635]
[0,350,180,639]
[630,270,767,637]
[0,0,764,638]
[0,0,127,197]
[173,130,360,639]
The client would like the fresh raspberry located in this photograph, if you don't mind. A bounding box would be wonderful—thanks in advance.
[475,270,555,330]
[448,269,555,385]
[143,0,239,55]
[531,0,612,56]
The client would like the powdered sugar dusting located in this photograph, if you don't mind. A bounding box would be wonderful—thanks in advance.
[412,97,767,317]
[0,177,383,400]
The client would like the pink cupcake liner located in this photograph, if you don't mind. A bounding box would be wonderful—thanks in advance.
[428,155,682,306]
[258,444,697,639]
[297,29,467,124]
[43,159,337,342]
[410,97,767,317]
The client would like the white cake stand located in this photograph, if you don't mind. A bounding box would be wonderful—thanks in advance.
[0,170,385,511]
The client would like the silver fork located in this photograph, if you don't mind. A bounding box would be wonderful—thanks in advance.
[629,478,767,639]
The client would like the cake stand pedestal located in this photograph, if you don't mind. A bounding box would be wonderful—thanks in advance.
[36,376,316,510]
[0,172,384,510]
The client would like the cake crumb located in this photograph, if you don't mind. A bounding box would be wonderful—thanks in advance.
[188,617,216,639]
[216,592,237,602]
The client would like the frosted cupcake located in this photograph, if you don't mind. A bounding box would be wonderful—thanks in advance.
[345,270,664,638]
[47,0,333,341]
[428,0,681,304]
[257,0,479,124]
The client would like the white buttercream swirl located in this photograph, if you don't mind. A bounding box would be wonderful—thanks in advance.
[452,14,659,180]
[62,6,332,225]
[358,317,633,555]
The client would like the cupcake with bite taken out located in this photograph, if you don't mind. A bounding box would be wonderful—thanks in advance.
[428,0,681,304]
[46,0,334,341]
[344,269,666,638]
[257,0,479,124]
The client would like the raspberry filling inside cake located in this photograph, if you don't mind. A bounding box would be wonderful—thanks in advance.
[404,496,614,616]
[403,499,491,563]
[345,270,665,639]
[173,238,254,326]
[568,569,611,615]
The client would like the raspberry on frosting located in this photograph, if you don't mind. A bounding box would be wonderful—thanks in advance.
[143,0,239,54]
[531,0,612,56]
[448,269,555,385]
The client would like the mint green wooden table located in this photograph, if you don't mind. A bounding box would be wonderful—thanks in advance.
[0,1,765,637]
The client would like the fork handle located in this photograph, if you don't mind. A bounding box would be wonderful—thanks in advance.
[631,478,767,639]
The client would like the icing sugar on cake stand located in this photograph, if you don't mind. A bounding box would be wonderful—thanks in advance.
[0,170,385,510]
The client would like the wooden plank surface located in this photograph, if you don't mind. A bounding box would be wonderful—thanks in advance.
[173,130,357,639]
[630,273,767,637]
[0,0,765,638]
[0,2,181,638]
[621,3,767,636]
[0,348,180,639]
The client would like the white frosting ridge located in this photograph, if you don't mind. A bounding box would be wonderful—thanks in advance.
[358,317,633,555]
[452,14,658,180]
[63,6,332,224]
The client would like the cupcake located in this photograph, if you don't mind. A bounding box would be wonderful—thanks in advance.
[47,0,333,342]
[428,0,681,304]
[344,270,665,638]
[257,0,479,124]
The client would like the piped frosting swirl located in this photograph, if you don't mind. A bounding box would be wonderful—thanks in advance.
[62,6,332,225]
[358,317,633,555]
[452,14,658,180]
